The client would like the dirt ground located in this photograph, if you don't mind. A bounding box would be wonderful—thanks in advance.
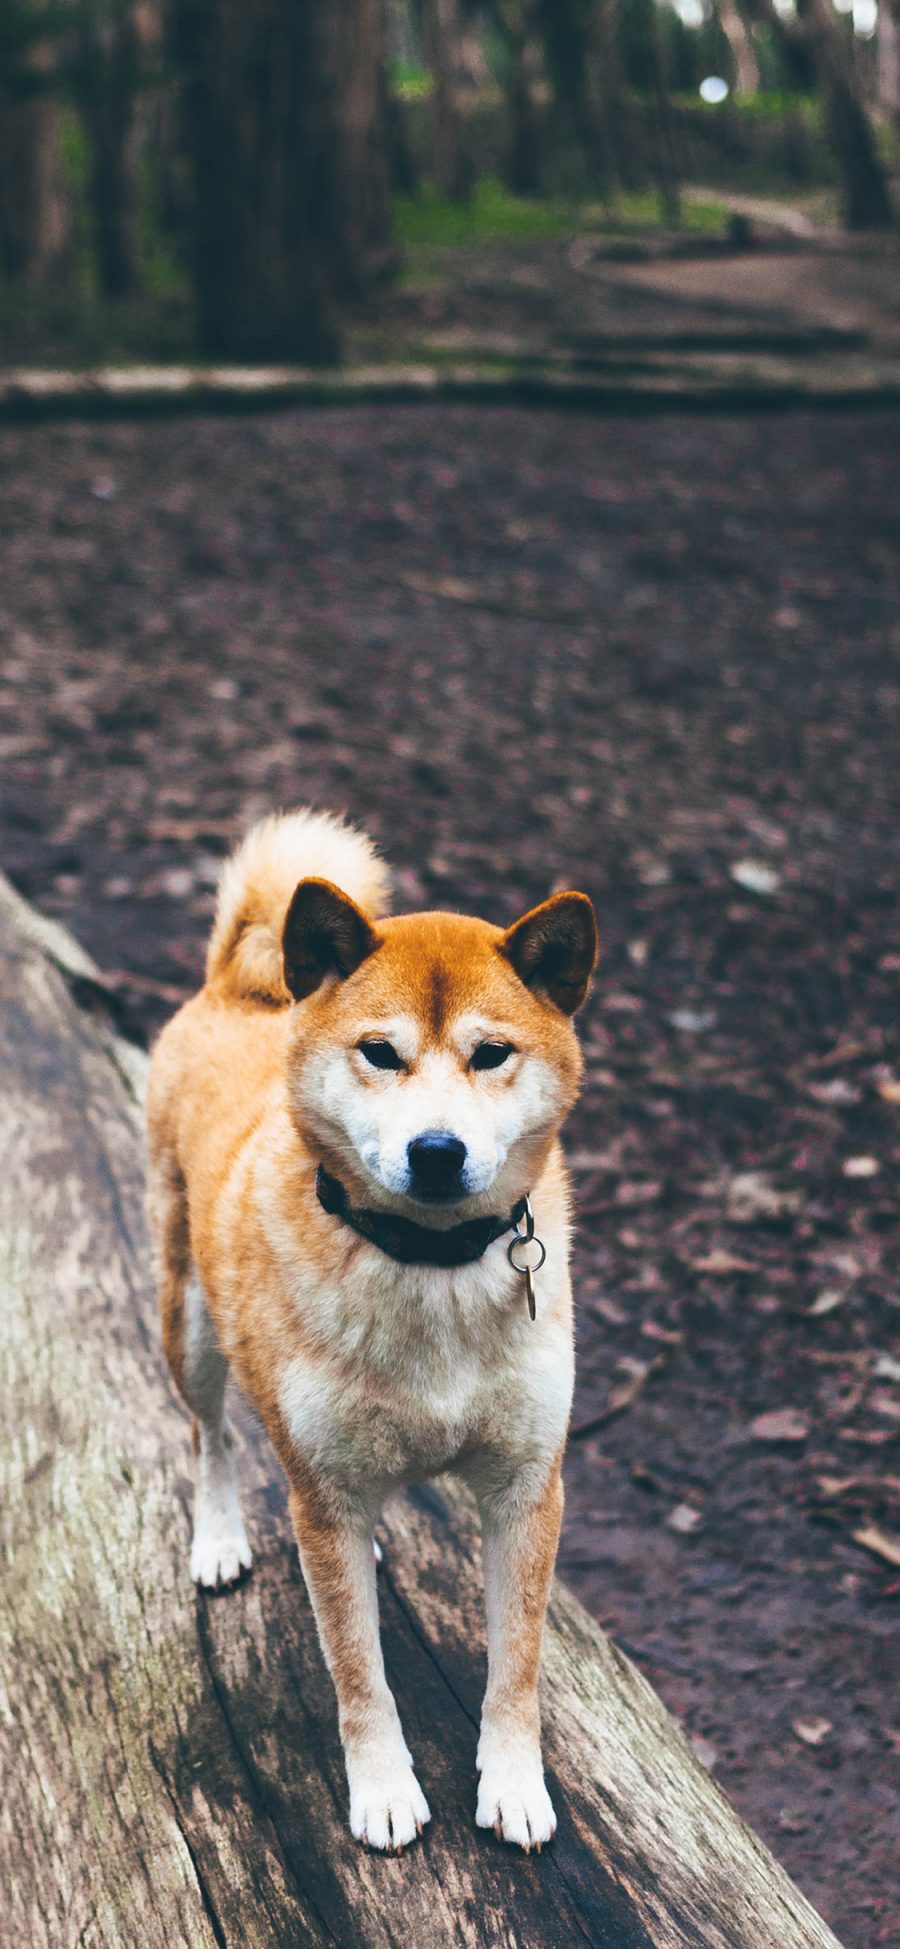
[2,402,898,1947]
[353,229,900,396]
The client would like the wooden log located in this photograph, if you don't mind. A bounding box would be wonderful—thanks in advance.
[0,358,897,425]
[0,873,845,1949]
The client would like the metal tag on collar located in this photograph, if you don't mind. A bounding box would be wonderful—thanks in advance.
[507,1195,546,1322]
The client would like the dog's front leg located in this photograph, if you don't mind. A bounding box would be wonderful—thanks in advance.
[473,1457,563,1850]
[288,1481,430,1852]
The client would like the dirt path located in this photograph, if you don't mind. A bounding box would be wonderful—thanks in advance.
[356,229,900,373]
[2,403,898,1946]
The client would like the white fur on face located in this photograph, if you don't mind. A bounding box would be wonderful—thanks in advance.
[306,1010,564,1210]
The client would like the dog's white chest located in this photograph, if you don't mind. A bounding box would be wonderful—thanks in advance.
[279,1333,491,1489]
[267,1217,572,1503]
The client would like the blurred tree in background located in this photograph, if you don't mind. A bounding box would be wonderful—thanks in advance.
[0,1,72,284]
[173,0,392,357]
[0,0,895,361]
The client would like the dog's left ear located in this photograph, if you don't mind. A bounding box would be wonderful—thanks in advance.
[499,891,598,1015]
[283,878,379,1001]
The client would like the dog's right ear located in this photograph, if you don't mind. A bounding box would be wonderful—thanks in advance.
[282,878,379,1001]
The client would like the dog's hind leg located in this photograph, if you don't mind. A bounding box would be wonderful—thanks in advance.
[149,1154,251,1589]
[182,1273,252,1588]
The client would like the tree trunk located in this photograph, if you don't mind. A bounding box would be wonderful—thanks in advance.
[0,870,848,1949]
[822,64,895,226]
[497,0,544,197]
[422,0,474,201]
[878,0,900,121]
[628,0,681,224]
[384,70,420,196]
[321,0,395,295]
[535,0,621,199]
[594,0,636,192]
[716,0,760,96]
[0,95,69,283]
[650,3,681,226]
[173,0,392,362]
[76,1,143,300]
[805,0,895,225]
[0,5,69,284]
[752,0,894,228]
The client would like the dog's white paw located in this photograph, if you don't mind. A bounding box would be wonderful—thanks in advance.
[190,1510,252,1589]
[476,1759,556,1851]
[348,1755,430,1852]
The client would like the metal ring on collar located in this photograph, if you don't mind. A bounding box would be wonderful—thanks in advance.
[507,1235,546,1275]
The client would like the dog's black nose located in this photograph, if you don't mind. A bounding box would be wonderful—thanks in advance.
[407,1130,467,1196]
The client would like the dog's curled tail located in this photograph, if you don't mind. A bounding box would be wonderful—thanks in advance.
[206,808,390,1004]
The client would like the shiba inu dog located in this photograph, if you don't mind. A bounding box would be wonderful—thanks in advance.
[147,808,597,1853]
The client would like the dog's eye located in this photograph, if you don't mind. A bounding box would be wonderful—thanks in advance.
[471,1041,515,1072]
[358,1039,404,1071]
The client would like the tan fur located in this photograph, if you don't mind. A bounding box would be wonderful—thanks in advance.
[147,807,596,1853]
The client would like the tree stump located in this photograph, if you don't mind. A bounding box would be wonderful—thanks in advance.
[0,873,845,1948]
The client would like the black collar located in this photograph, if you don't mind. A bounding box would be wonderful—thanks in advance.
[315,1164,527,1268]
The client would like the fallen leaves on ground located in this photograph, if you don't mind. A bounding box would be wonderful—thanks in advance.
[851,1524,900,1569]
[614,1178,662,1207]
[778,1808,810,1835]
[730,859,782,896]
[807,1078,861,1106]
[870,1391,900,1422]
[750,1407,810,1443]
[810,1478,900,1565]
[570,1354,668,1440]
[726,1172,803,1224]
[843,1155,881,1179]
[793,1717,832,1747]
[811,1040,870,1070]
[691,1249,757,1276]
[641,1320,685,1346]
[668,1007,717,1033]
[667,1503,703,1534]
[807,1288,848,1316]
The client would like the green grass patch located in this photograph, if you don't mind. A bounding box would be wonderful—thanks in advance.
[394,178,580,246]
[394,177,731,250]
[596,189,731,232]
[674,89,822,123]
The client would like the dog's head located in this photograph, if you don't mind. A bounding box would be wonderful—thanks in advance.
[283,881,598,1218]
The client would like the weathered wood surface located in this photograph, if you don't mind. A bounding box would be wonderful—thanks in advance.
[0,873,846,1949]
